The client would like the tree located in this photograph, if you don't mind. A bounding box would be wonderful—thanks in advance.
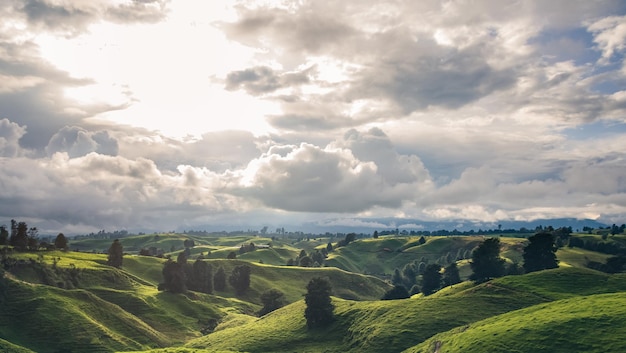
[107,239,124,268]
[258,288,286,316]
[227,251,237,259]
[10,221,28,251]
[523,232,559,273]
[326,242,333,252]
[161,258,186,293]
[0,226,8,246]
[299,256,313,267]
[469,237,505,283]
[421,264,442,295]
[442,262,461,287]
[214,266,227,291]
[373,231,379,239]
[54,233,68,250]
[391,268,404,286]
[381,285,410,300]
[24,227,38,250]
[304,277,334,329]
[228,264,251,295]
[188,259,213,294]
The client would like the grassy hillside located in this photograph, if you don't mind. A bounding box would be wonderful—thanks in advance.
[324,236,525,277]
[185,279,548,352]
[3,232,626,353]
[406,292,626,353]
[183,267,626,353]
[0,248,390,352]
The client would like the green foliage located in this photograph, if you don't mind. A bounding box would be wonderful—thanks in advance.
[382,285,410,300]
[469,238,505,283]
[9,221,28,251]
[421,264,442,296]
[228,264,251,296]
[442,262,461,287]
[188,259,213,293]
[258,288,286,316]
[0,225,8,246]
[53,233,68,250]
[214,266,227,291]
[304,277,334,329]
[161,259,186,293]
[107,239,124,268]
[523,232,559,273]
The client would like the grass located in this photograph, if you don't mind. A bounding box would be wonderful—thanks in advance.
[405,292,626,353]
[2,233,626,353]
[185,278,549,353]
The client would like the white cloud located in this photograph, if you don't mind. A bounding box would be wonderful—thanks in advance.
[2,1,626,233]
[588,15,626,64]
[0,118,27,157]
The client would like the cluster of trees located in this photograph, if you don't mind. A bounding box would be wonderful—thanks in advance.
[286,249,327,267]
[382,232,562,299]
[160,253,251,296]
[0,220,69,252]
[568,236,626,255]
[384,262,461,299]
[469,233,559,284]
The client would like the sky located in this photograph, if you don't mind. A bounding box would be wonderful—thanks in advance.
[1,0,626,234]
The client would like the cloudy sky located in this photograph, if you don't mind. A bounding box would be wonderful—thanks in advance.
[1,0,626,234]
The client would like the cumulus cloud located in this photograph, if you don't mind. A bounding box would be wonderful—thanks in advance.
[0,152,244,231]
[0,118,27,157]
[45,126,119,158]
[231,130,433,213]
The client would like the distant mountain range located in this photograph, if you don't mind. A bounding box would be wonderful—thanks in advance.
[298,218,608,234]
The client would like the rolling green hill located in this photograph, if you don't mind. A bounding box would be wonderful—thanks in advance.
[0,248,390,352]
[406,292,626,353]
[324,236,525,278]
[2,233,625,353]
[182,267,626,353]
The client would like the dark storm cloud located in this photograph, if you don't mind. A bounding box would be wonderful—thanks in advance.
[224,66,310,95]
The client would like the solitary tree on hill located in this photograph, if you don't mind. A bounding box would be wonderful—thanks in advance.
[469,237,505,283]
[523,232,559,273]
[54,233,68,251]
[107,239,124,268]
[304,277,334,329]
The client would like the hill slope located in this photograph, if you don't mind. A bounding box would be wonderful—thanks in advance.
[406,292,626,353]
[185,268,626,353]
